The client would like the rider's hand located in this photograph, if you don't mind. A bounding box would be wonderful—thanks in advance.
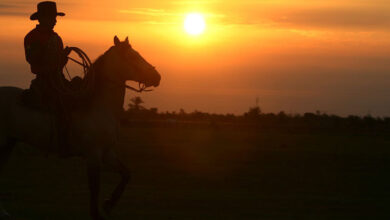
[64,46,72,56]
[61,47,71,68]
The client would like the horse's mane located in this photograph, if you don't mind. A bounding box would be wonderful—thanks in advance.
[86,52,106,81]
[82,48,112,96]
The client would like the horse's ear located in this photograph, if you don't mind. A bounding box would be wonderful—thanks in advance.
[114,36,120,46]
[125,36,129,45]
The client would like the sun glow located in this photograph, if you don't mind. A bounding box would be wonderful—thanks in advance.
[184,13,206,35]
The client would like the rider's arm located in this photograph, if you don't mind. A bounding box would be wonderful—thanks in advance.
[24,34,46,74]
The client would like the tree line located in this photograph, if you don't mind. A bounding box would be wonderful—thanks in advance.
[122,96,390,133]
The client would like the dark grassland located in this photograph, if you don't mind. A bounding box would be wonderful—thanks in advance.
[1,123,390,219]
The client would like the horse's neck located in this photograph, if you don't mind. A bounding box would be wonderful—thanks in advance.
[90,66,125,117]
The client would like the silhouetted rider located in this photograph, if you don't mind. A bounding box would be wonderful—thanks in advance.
[25,1,70,88]
[24,1,71,156]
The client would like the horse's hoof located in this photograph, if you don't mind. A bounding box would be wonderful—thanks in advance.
[0,213,11,220]
[0,209,10,220]
[92,214,107,220]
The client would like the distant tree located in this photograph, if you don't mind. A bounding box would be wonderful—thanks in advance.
[245,106,261,119]
[179,108,186,115]
[128,96,144,110]
[149,107,158,114]
[277,111,288,123]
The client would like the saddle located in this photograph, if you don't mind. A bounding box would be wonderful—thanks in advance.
[22,75,85,111]
[21,76,85,158]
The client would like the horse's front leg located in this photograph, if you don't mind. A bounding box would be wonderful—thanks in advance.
[87,159,105,220]
[102,150,131,215]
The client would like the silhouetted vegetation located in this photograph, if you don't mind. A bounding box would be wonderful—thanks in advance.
[122,96,390,134]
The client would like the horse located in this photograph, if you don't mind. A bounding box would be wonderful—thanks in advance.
[0,36,161,220]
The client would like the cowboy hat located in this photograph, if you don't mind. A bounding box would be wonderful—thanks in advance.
[30,1,65,20]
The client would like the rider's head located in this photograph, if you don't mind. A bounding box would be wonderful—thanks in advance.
[38,15,57,29]
[30,1,64,29]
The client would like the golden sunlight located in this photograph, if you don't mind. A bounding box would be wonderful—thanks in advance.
[184,13,206,35]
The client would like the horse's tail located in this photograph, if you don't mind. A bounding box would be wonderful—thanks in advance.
[0,137,15,218]
[0,137,16,169]
[0,87,19,219]
[0,87,21,171]
[0,138,15,218]
[0,87,23,171]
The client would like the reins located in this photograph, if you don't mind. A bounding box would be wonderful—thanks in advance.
[66,47,153,93]
[126,83,153,93]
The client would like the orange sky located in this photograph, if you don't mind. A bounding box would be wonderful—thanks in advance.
[1,0,390,116]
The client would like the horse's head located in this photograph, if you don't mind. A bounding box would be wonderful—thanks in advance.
[103,36,161,88]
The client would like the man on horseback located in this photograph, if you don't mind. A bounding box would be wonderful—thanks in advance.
[24,1,71,156]
[25,1,70,92]
[1,30,161,218]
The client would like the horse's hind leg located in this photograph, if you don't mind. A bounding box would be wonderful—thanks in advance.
[0,137,16,172]
[102,150,130,215]
[87,155,106,220]
[0,137,17,219]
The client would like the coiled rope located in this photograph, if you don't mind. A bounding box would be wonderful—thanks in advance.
[51,47,94,98]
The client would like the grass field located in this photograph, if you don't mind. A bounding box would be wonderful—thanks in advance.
[1,124,390,219]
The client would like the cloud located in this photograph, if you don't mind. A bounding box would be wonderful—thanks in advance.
[0,1,77,17]
[211,1,390,30]
[119,8,178,17]
[0,1,31,16]
[162,1,390,30]
[0,11,29,16]
[2,0,390,31]
[170,0,219,5]
[118,7,226,25]
[0,4,14,9]
[269,6,390,30]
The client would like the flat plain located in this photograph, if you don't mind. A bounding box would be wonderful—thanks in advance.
[1,123,390,219]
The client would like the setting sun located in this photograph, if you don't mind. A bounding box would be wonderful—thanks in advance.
[184,13,206,35]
